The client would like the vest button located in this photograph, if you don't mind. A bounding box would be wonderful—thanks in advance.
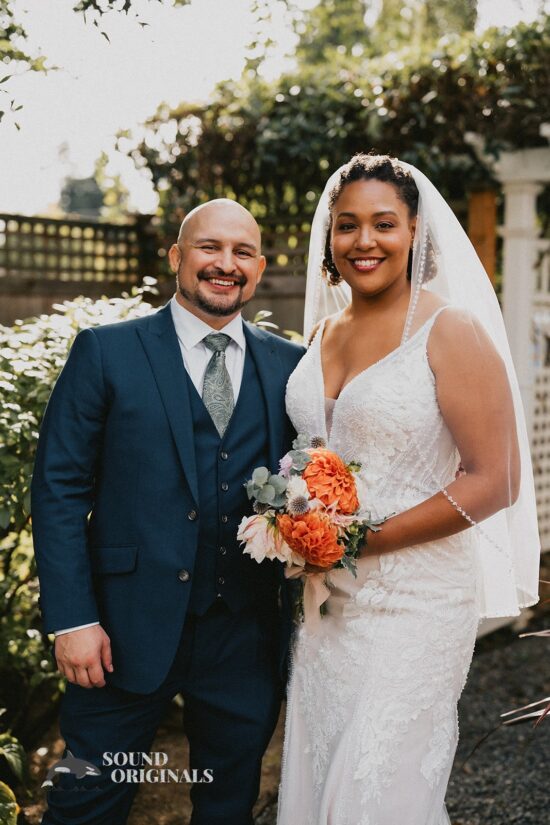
[177,569,190,582]
[221,515,228,523]
[217,576,225,586]
[220,451,229,460]
[219,546,227,555]
[188,510,197,521]
[221,482,229,491]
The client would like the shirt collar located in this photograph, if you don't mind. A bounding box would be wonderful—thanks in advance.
[170,295,246,352]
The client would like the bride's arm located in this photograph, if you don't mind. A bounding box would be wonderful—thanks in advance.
[364,308,521,556]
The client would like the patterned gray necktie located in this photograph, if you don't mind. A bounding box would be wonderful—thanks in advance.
[202,333,234,437]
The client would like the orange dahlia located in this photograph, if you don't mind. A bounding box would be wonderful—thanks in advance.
[302,449,359,514]
[277,511,343,568]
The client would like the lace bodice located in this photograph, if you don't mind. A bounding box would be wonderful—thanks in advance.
[286,307,459,520]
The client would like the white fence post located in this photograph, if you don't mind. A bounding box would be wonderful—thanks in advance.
[500,178,542,441]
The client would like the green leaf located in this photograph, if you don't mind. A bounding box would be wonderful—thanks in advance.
[268,474,288,494]
[337,553,358,578]
[283,329,304,343]
[245,480,257,499]
[0,507,11,530]
[256,483,275,504]
[0,781,18,825]
[252,310,273,322]
[251,466,269,486]
[0,735,26,783]
[288,450,312,471]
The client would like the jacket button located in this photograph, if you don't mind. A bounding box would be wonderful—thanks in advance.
[220,451,228,460]
[188,510,197,521]
[219,546,227,555]
[221,482,229,491]
[178,569,190,582]
[221,515,228,523]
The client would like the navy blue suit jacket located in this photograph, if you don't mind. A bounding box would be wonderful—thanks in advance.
[31,302,304,693]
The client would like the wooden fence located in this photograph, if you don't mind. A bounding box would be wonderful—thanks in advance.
[0,214,159,326]
[0,213,309,332]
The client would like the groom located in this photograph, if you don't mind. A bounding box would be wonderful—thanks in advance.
[31,198,304,825]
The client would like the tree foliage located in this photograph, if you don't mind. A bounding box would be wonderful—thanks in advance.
[122,13,550,227]
[0,0,48,124]
[293,0,478,64]
[370,0,478,53]
[0,0,191,121]
[294,0,371,64]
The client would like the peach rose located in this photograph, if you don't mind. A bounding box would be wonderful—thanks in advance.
[302,449,359,515]
[277,511,343,568]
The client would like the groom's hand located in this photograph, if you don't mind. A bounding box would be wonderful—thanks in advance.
[54,625,113,688]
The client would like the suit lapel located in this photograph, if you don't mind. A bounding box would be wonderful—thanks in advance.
[137,303,199,506]
[244,322,287,473]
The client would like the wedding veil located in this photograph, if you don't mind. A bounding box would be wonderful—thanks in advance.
[303,159,540,619]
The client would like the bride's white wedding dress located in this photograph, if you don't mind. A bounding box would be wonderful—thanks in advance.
[278,306,479,825]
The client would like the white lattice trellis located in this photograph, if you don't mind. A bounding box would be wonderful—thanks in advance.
[531,240,550,550]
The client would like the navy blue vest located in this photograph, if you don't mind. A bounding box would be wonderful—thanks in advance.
[186,347,279,615]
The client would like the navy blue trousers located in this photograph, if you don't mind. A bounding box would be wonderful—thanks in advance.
[42,602,282,825]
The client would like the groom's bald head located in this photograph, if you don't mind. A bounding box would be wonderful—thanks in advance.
[168,198,266,329]
[176,199,262,250]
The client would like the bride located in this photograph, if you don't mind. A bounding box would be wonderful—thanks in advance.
[277,154,540,825]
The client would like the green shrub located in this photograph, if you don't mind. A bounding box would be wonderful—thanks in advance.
[0,282,157,753]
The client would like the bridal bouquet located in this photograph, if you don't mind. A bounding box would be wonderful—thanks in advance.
[237,434,384,576]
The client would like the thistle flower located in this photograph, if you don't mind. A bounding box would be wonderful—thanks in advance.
[310,435,326,449]
[287,495,310,515]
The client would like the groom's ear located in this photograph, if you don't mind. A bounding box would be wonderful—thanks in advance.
[168,243,181,273]
[256,254,267,283]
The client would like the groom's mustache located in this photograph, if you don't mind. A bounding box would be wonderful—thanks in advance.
[197,268,247,287]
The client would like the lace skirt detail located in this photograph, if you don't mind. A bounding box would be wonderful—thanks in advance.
[278,535,478,825]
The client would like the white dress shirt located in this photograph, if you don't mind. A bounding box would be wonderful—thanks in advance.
[55,298,247,636]
[170,295,246,400]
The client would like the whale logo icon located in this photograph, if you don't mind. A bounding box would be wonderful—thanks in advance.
[42,751,102,788]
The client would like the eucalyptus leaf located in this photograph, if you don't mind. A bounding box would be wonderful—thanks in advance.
[268,474,288,494]
[245,481,257,499]
[256,484,276,504]
[288,450,312,471]
[251,466,270,486]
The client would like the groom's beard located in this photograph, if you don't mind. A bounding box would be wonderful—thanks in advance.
[177,266,251,317]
